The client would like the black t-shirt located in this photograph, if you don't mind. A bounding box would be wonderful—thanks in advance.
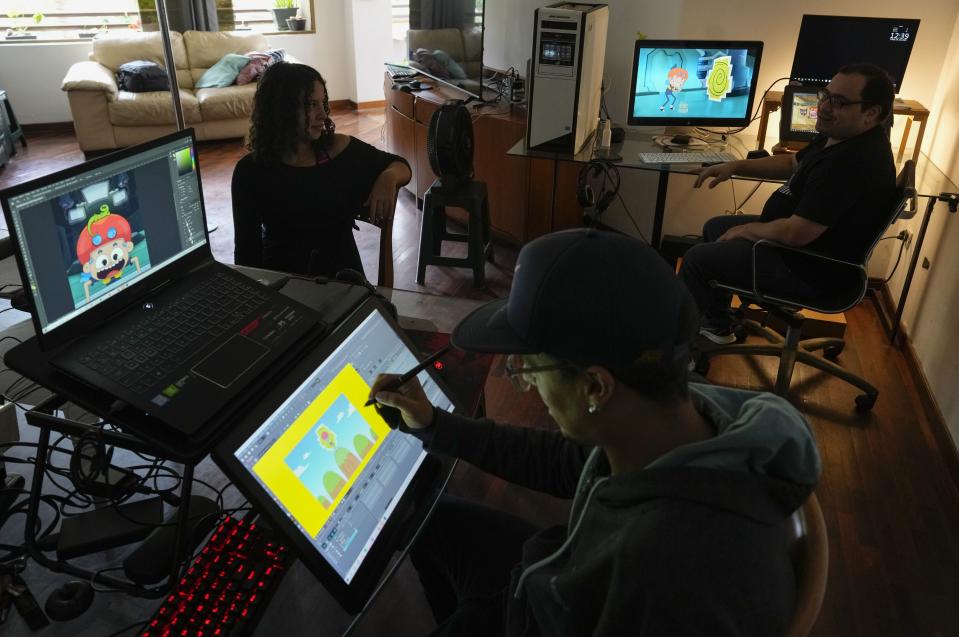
[231,137,407,277]
[760,125,896,267]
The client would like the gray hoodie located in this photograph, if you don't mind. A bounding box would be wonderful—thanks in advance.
[425,382,822,636]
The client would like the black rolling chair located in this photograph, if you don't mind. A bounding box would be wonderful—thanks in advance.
[695,160,916,412]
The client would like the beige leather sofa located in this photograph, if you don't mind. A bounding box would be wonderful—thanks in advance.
[61,30,274,152]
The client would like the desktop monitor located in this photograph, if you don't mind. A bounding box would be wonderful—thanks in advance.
[790,15,919,92]
[626,39,764,128]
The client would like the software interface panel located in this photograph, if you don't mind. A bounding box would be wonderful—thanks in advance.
[235,310,454,584]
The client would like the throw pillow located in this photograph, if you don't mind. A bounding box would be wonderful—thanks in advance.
[116,60,170,93]
[432,49,467,80]
[235,52,272,85]
[235,49,286,85]
[196,53,251,89]
[411,48,451,79]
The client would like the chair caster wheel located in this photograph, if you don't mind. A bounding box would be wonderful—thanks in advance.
[854,393,876,412]
[823,343,845,360]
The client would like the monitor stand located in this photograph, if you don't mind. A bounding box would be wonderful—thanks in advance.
[662,125,710,149]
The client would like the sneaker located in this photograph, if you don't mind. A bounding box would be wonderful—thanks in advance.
[699,324,737,345]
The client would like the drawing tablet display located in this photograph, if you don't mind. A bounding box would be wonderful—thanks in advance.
[214,298,458,613]
[779,85,821,145]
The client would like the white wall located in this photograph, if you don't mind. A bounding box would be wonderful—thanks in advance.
[0,41,91,124]
[887,10,959,448]
[347,0,394,103]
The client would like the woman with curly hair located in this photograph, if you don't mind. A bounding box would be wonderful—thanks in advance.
[232,62,411,278]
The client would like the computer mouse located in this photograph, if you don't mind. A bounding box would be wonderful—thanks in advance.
[408,80,426,90]
[670,134,692,145]
[45,581,95,621]
[398,84,413,93]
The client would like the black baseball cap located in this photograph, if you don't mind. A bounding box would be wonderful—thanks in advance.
[451,229,697,372]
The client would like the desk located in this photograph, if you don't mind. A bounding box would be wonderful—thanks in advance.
[507,132,753,248]
[755,90,930,163]
[0,278,489,636]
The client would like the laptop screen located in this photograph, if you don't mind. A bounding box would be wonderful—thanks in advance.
[3,133,207,335]
[232,308,455,584]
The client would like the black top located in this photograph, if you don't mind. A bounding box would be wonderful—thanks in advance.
[760,125,896,268]
[231,137,408,277]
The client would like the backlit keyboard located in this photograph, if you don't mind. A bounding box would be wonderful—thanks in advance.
[638,152,738,164]
[140,516,291,637]
[75,271,269,393]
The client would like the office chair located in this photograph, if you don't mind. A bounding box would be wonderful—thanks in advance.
[784,492,829,637]
[695,160,916,411]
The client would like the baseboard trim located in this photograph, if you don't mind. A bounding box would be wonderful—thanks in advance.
[871,279,959,495]
[349,99,387,110]
[21,122,75,135]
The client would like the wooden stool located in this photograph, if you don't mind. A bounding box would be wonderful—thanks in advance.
[416,180,494,287]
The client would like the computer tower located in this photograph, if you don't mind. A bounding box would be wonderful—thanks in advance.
[526,3,609,154]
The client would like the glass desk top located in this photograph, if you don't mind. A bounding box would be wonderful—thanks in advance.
[507,129,754,173]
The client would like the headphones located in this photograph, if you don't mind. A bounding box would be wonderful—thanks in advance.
[577,159,621,225]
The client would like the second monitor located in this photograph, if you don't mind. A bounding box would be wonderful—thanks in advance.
[627,39,764,128]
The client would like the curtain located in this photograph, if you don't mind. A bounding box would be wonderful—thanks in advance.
[139,0,227,32]
[412,0,470,30]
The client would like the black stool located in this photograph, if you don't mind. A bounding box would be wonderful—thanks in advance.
[416,179,494,287]
[0,90,26,159]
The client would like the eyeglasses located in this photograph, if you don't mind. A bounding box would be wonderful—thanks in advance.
[503,354,573,392]
[816,89,868,110]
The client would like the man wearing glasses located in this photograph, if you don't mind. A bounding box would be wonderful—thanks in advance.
[370,229,821,636]
[679,63,896,344]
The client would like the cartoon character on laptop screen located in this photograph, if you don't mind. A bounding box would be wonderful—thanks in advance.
[75,205,142,302]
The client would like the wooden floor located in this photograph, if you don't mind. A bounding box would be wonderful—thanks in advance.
[2,111,959,636]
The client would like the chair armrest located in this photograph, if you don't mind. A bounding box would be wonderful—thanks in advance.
[749,239,865,307]
[61,61,118,97]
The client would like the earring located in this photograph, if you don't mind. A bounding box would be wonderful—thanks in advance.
[588,403,599,415]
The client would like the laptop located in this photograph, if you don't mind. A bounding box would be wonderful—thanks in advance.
[213,297,458,613]
[0,129,325,437]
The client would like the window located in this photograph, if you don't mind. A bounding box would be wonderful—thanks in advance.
[1,1,140,42]
[1,0,314,42]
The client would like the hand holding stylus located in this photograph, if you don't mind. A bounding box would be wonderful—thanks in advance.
[365,345,449,429]
[368,374,434,430]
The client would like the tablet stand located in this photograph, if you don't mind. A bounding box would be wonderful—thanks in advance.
[22,394,204,598]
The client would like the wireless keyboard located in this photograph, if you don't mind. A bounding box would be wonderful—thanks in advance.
[638,152,738,164]
[385,63,418,80]
[139,516,291,637]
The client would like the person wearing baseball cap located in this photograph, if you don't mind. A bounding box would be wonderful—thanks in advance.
[370,229,821,636]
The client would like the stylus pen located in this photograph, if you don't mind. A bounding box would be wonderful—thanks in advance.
[364,344,451,406]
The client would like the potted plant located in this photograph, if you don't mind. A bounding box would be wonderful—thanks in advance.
[286,12,307,31]
[271,0,298,32]
[4,11,43,41]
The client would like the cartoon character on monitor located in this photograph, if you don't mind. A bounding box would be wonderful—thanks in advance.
[704,55,734,102]
[76,204,142,302]
[660,66,689,111]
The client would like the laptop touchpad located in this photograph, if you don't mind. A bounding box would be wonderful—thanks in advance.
[192,335,269,388]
